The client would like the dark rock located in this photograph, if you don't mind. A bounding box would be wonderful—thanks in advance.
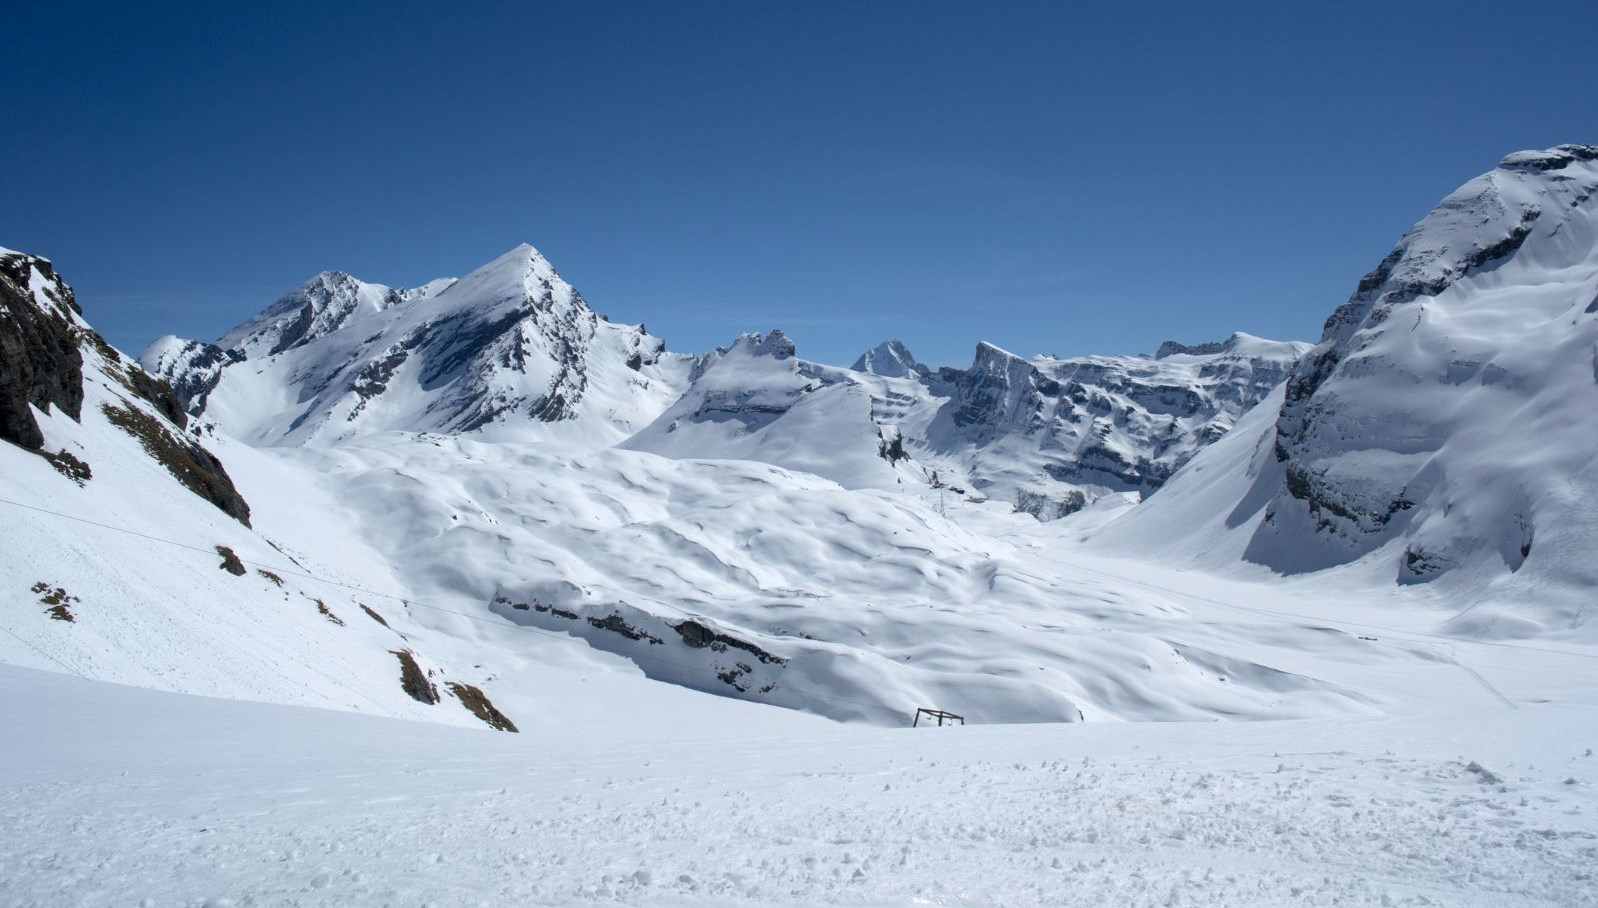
[673,619,786,665]
[0,251,84,450]
[586,611,664,644]
[215,545,246,576]
[446,681,518,732]
[42,449,91,486]
[101,401,251,526]
[390,649,439,704]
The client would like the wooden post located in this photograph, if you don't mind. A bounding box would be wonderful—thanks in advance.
[912,707,965,727]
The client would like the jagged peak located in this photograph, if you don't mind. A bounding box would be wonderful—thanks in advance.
[851,339,928,378]
[970,340,1026,370]
[727,329,796,360]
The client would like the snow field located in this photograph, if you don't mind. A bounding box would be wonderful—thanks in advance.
[270,432,1444,725]
[1,665,1594,908]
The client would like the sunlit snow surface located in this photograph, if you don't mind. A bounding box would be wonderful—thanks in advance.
[2,664,1595,907]
[9,148,1598,905]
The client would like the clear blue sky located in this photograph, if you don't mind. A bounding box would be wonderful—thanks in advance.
[7,1,1594,368]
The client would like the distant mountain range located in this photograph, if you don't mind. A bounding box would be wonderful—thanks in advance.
[5,143,1595,729]
[141,244,1303,515]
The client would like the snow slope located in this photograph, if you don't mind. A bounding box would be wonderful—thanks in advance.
[0,248,572,732]
[269,424,1598,727]
[4,662,1595,907]
[142,244,689,447]
[1091,144,1598,641]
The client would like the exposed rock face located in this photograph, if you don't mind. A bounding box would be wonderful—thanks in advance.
[924,333,1307,509]
[629,326,1305,510]
[138,339,241,414]
[0,246,251,525]
[1253,144,1598,583]
[102,401,252,526]
[0,250,85,450]
[142,245,687,446]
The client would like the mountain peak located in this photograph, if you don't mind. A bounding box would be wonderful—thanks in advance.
[217,270,409,358]
[728,329,796,360]
[851,339,928,378]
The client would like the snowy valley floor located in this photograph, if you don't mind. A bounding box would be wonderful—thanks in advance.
[3,663,1596,908]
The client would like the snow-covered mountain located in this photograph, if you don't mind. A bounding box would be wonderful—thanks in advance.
[919,332,1309,516]
[0,246,530,732]
[142,241,1301,520]
[142,244,688,447]
[4,248,1411,726]
[851,338,929,378]
[624,328,1306,514]
[1089,144,1598,638]
[11,141,1597,739]
[620,330,925,490]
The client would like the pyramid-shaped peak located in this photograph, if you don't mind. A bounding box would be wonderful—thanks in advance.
[851,339,928,378]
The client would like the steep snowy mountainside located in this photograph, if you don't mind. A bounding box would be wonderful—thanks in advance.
[217,270,456,360]
[0,246,554,732]
[1089,144,1598,640]
[851,338,929,378]
[1,247,250,524]
[142,244,689,447]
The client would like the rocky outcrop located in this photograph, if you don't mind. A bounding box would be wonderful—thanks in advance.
[101,401,252,526]
[0,251,85,450]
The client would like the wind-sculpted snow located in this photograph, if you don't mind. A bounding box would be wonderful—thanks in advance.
[272,432,1406,725]
[142,244,688,447]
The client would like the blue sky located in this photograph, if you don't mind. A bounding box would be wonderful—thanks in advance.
[7,1,1594,367]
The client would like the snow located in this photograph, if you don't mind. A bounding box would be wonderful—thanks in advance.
[1097,145,1598,641]
[851,338,929,378]
[10,145,1598,905]
[2,663,1595,907]
[140,244,689,448]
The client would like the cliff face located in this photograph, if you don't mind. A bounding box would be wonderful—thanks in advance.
[0,246,251,526]
[0,250,84,450]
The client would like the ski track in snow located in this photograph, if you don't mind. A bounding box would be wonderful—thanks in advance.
[2,667,1596,908]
